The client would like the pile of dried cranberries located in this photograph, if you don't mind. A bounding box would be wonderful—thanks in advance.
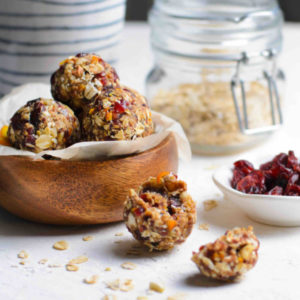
[231,151,300,196]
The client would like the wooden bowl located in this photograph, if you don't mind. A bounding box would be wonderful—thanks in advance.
[0,134,178,225]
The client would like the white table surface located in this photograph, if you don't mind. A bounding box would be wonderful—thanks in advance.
[1,21,300,300]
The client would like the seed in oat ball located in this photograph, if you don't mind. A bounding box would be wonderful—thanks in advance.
[191,226,259,281]
[124,172,196,251]
[8,98,80,153]
[17,250,29,259]
[53,240,69,250]
[66,264,79,272]
[51,53,120,111]
[81,86,154,141]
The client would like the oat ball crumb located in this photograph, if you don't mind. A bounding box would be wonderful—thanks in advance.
[192,226,259,281]
[8,98,80,153]
[51,53,120,111]
[124,172,196,251]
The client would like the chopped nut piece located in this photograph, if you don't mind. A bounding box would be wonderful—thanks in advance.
[203,200,218,211]
[121,262,136,270]
[198,223,209,230]
[66,264,79,272]
[68,255,88,265]
[149,282,165,293]
[18,250,29,259]
[84,275,99,284]
[38,259,48,264]
[82,235,94,241]
[102,295,117,300]
[105,267,111,271]
[53,240,69,250]
[115,232,124,237]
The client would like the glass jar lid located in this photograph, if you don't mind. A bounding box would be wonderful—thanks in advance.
[150,0,283,61]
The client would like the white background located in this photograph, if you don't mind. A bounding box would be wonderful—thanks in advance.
[1,22,300,300]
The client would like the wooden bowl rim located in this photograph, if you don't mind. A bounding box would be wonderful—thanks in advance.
[0,133,175,164]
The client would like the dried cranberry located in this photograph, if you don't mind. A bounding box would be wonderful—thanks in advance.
[267,186,283,195]
[114,100,128,114]
[285,184,300,196]
[231,160,254,188]
[134,207,145,216]
[236,171,266,194]
[75,53,89,58]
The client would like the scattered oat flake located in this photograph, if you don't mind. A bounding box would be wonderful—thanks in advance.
[204,164,220,171]
[106,279,120,291]
[38,259,48,264]
[121,262,136,270]
[68,255,88,265]
[102,295,117,300]
[167,293,186,300]
[198,223,209,230]
[149,282,165,293]
[82,235,94,241]
[106,279,134,292]
[48,263,62,268]
[137,297,148,300]
[53,240,69,250]
[19,260,26,265]
[18,250,29,259]
[203,200,218,211]
[84,275,99,284]
[114,232,124,237]
[66,264,79,272]
[105,267,111,271]
[120,279,134,292]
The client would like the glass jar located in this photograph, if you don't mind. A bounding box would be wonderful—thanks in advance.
[146,0,285,155]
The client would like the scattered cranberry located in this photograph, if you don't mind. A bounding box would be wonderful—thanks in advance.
[231,151,300,196]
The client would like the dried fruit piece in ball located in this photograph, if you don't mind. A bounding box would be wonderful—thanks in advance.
[191,226,259,281]
[8,98,80,153]
[123,172,196,251]
[82,86,154,141]
[51,53,120,111]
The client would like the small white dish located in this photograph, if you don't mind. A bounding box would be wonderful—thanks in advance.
[213,165,300,227]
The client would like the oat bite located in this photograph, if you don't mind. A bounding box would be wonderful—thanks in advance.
[191,226,259,281]
[51,53,120,111]
[82,86,154,141]
[8,98,80,153]
[124,172,196,251]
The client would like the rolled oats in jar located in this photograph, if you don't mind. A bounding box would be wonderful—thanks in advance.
[146,0,285,155]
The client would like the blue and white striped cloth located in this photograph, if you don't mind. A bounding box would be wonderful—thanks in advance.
[0,0,126,96]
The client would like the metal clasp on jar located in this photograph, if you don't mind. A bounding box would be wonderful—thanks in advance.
[231,49,283,135]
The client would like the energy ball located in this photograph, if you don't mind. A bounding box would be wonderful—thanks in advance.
[124,172,196,251]
[82,86,154,141]
[51,53,120,111]
[191,226,259,281]
[8,98,80,153]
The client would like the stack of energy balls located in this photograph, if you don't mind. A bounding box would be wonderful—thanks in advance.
[7,53,154,153]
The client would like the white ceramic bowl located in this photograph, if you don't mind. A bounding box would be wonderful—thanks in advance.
[213,164,300,227]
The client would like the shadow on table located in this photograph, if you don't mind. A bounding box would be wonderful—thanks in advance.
[198,198,300,238]
[0,206,121,237]
[185,272,235,288]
